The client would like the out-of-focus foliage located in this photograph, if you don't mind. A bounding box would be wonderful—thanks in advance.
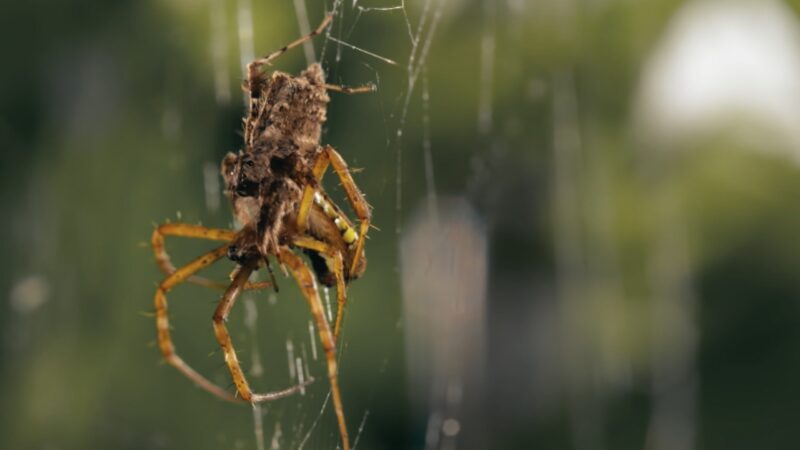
[4,1,800,449]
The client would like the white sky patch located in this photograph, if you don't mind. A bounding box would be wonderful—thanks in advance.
[634,0,800,155]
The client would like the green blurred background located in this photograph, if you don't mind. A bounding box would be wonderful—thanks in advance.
[4,0,800,449]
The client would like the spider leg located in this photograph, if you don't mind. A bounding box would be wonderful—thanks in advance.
[212,262,313,402]
[293,236,348,341]
[296,146,370,277]
[279,247,351,450]
[323,146,371,276]
[248,14,332,71]
[297,152,331,232]
[154,244,238,402]
[152,223,271,291]
[324,82,376,94]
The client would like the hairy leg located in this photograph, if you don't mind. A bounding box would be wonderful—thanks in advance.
[154,244,237,402]
[293,236,348,341]
[279,247,351,450]
[323,146,371,275]
[324,82,376,94]
[212,262,312,402]
[152,223,271,291]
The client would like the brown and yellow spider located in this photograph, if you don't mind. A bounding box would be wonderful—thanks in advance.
[150,14,372,450]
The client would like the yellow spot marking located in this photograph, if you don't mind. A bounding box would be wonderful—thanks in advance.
[343,228,357,245]
[316,191,358,245]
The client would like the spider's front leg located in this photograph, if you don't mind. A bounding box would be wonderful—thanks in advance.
[324,82,376,95]
[248,14,332,71]
[279,247,351,450]
[154,243,238,402]
[243,14,333,145]
[152,223,271,291]
[212,262,314,402]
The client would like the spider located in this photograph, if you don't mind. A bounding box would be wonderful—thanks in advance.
[150,14,372,450]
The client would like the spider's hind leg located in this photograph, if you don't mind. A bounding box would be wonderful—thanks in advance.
[279,247,351,450]
[154,243,238,402]
[212,261,313,403]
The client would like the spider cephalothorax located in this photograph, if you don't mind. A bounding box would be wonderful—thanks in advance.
[221,149,304,258]
[151,14,374,450]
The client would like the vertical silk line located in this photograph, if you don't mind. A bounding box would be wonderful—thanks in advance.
[291,0,316,65]
[237,0,255,105]
[421,68,438,224]
[396,0,448,234]
[252,403,266,450]
[209,0,231,104]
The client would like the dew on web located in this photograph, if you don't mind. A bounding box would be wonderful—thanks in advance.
[295,356,306,396]
[308,320,318,361]
[351,410,370,450]
[323,286,333,323]
[269,422,282,450]
[286,338,296,380]
[300,343,312,380]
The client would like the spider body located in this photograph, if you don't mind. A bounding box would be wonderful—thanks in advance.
[221,63,365,285]
[150,14,373,450]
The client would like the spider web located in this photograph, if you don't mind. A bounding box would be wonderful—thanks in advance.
[197,0,509,447]
[6,1,790,449]
[201,1,454,449]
